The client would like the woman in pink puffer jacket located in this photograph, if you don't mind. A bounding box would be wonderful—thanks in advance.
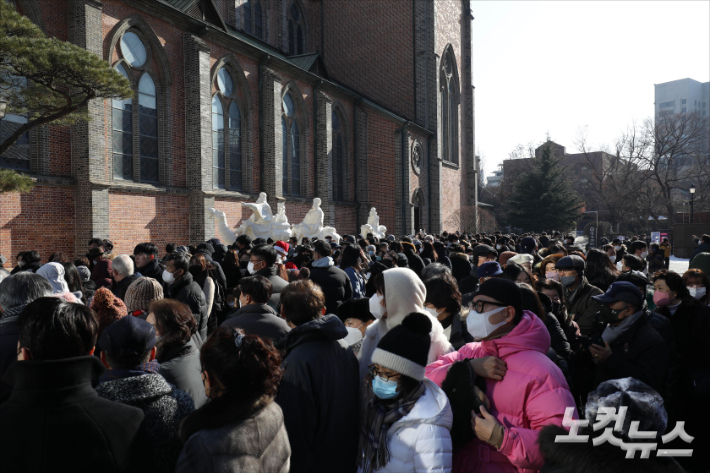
[426,279,575,473]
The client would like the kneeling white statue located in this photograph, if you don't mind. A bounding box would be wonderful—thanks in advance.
[361,207,387,239]
[292,198,341,243]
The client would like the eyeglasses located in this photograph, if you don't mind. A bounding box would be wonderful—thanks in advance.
[249,258,262,264]
[470,300,507,314]
[368,364,400,382]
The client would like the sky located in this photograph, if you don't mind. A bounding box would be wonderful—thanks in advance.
[471,1,710,181]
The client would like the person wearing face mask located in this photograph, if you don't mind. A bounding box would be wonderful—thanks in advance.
[146,299,208,408]
[682,268,709,305]
[308,241,353,315]
[587,282,668,394]
[164,253,209,342]
[248,244,289,311]
[651,269,710,473]
[359,313,453,473]
[133,242,165,288]
[220,276,289,344]
[555,255,604,336]
[538,253,563,281]
[337,297,375,355]
[358,268,453,383]
[426,278,576,473]
[612,238,627,265]
[424,275,472,350]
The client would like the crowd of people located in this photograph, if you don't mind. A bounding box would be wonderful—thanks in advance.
[1,229,709,473]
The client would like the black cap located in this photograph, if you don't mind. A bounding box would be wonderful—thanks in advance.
[473,244,498,259]
[520,237,537,253]
[592,281,644,307]
[477,261,503,278]
[476,278,523,317]
[98,315,157,356]
[555,255,586,270]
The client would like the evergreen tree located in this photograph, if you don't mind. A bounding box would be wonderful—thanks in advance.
[507,142,584,232]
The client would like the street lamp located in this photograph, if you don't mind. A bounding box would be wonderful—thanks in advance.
[584,210,599,248]
[690,184,696,224]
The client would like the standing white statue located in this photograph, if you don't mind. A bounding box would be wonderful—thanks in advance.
[210,192,276,243]
[292,198,341,242]
[210,208,238,246]
[361,207,387,239]
[271,202,293,242]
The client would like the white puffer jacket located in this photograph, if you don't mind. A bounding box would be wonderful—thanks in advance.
[366,378,454,473]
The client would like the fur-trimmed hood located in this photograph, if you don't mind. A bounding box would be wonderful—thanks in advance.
[538,425,685,473]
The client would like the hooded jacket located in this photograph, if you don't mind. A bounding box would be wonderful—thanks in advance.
[426,312,575,473]
[309,257,353,314]
[358,268,453,382]
[276,314,360,473]
[221,303,290,344]
[254,265,289,311]
[96,373,195,473]
[368,378,454,473]
[166,272,209,341]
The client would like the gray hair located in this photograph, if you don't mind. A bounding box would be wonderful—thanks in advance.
[0,272,53,311]
[420,262,452,282]
[112,254,134,277]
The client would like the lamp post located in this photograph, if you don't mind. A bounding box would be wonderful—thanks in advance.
[584,210,599,247]
[690,184,696,223]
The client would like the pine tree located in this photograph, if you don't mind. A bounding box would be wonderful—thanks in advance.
[507,142,584,232]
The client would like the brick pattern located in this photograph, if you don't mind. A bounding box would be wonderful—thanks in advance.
[108,192,190,255]
[314,88,333,222]
[0,186,76,268]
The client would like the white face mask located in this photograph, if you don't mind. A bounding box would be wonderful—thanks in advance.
[689,287,707,300]
[466,306,508,340]
[614,246,621,251]
[162,268,176,284]
[247,262,256,275]
[17,261,25,268]
[641,252,648,259]
[425,307,442,319]
[369,293,386,319]
[344,326,363,345]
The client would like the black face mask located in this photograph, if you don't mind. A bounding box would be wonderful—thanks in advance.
[599,305,628,325]
[239,261,249,269]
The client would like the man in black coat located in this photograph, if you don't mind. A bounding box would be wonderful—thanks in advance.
[164,253,209,342]
[587,282,669,394]
[275,280,359,473]
[0,297,148,472]
[249,244,289,311]
[134,242,165,288]
[221,275,290,344]
[308,240,352,315]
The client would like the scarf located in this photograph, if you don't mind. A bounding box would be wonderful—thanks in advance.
[98,359,161,383]
[565,277,586,304]
[602,310,644,345]
[312,256,334,268]
[358,381,426,473]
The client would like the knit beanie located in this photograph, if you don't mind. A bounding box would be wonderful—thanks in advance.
[476,278,523,317]
[76,265,91,283]
[90,287,128,337]
[123,277,164,313]
[372,312,432,381]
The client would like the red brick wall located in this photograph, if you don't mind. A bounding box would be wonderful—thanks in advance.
[108,192,189,257]
[1,187,76,268]
[333,205,357,235]
[366,114,398,233]
[323,0,414,119]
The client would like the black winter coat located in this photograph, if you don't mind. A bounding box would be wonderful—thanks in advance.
[403,249,425,278]
[275,314,360,473]
[158,339,209,409]
[538,425,685,473]
[10,261,41,274]
[308,263,353,315]
[448,311,473,351]
[111,273,141,301]
[136,259,165,287]
[0,315,19,404]
[691,242,710,260]
[221,303,291,344]
[166,273,209,341]
[594,312,668,394]
[0,356,148,473]
[543,312,571,359]
[96,373,195,473]
[254,265,289,311]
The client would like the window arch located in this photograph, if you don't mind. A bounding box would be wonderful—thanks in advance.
[282,91,301,196]
[331,109,345,201]
[440,47,459,165]
[212,67,243,191]
[243,0,263,40]
[111,29,161,183]
[287,1,304,56]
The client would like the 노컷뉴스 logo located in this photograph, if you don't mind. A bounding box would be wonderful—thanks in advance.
[554,407,693,459]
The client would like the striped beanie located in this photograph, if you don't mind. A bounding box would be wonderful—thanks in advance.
[371,312,432,381]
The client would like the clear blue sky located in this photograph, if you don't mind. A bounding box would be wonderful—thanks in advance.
[471,1,710,180]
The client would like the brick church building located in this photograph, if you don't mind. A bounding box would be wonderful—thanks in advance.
[1,0,477,262]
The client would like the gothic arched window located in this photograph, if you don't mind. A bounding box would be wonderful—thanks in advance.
[282,91,301,196]
[288,2,304,56]
[212,67,243,191]
[332,110,344,201]
[441,48,459,165]
[243,1,263,40]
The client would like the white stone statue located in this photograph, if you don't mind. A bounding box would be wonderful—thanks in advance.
[292,198,341,242]
[210,208,238,246]
[271,202,293,242]
[236,192,275,240]
[361,207,387,239]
